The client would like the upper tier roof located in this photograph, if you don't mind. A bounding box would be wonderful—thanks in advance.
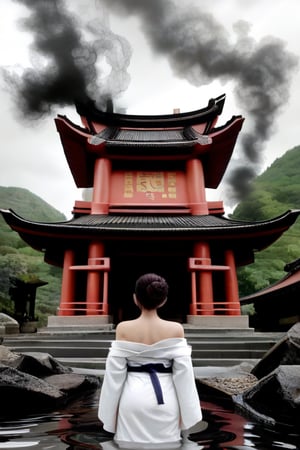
[55,93,244,189]
[75,94,226,129]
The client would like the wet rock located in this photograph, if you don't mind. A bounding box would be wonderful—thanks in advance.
[45,373,101,397]
[234,365,300,427]
[251,322,300,379]
[0,345,71,376]
[195,326,300,429]
[0,363,65,416]
[10,351,73,377]
[0,345,101,417]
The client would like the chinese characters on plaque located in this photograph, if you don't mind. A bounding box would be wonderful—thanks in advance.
[124,172,177,200]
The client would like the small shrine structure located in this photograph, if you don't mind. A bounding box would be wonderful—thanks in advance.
[2,94,300,328]
[8,276,48,332]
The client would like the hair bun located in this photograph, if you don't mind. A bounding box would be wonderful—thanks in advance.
[147,280,168,301]
[135,273,168,309]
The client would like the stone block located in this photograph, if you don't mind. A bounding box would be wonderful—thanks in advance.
[186,315,250,329]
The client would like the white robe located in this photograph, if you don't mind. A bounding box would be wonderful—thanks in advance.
[98,338,202,449]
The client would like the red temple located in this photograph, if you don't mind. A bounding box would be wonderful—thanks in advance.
[2,94,300,328]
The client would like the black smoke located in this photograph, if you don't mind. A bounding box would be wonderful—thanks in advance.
[100,0,298,203]
[4,0,131,119]
[3,0,298,203]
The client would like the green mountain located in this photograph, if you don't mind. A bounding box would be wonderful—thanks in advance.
[0,186,66,222]
[231,145,300,296]
[0,187,66,326]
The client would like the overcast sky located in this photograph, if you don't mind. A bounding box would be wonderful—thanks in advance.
[1,0,300,218]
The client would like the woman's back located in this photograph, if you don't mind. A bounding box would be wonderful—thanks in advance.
[116,315,184,344]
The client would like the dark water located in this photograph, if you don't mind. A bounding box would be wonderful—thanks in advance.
[0,390,299,450]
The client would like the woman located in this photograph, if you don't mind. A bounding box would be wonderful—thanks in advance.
[98,273,202,449]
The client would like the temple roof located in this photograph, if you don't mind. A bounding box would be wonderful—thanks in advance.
[75,94,226,129]
[1,208,300,267]
[55,111,244,189]
[90,126,211,148]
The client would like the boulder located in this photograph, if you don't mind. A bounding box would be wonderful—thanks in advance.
[195,325,300,429]
[234,365,300,427]
[45,373,100,399]
[0,344,19,363]
[0,313,19,334]
[8,351,73,377]
[0,345,101,417]
[0,363,64,416]
[251,321,300,379]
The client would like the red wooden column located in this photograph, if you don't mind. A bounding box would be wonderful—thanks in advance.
[91,158,111,214]
[58,249,76,316]
[186,159,208,215]
[189,242,214,315]
[224,249,241,315]
[85,156,111,314]
[86,242,105,315]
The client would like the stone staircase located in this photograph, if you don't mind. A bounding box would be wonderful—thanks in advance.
[2,327,285,371]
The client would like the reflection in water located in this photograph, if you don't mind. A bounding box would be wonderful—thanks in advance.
[0,390,299,449]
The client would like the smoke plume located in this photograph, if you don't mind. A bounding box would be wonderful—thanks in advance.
[3,0,298,203]
[100,0,298,203]
[4,0,131,119]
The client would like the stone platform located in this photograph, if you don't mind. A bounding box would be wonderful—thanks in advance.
[186,314,249,328]
[47,314,250,330]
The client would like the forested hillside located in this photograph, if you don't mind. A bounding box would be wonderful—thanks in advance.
[231,145,300,297]
[0,187,65,326]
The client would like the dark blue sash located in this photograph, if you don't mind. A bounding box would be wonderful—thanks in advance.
[127,363,172,405]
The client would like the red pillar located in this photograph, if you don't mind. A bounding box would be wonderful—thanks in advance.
[91,158,111,214]
[190,242,214,315]
[224,250,241,315]
[186,159,208,215]
[58,249,76,316]
[86,242,105,315]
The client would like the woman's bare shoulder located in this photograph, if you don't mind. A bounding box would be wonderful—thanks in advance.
[115,320,138,340]
[162,320,185,338]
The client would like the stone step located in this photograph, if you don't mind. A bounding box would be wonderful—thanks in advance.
[2,328,285,370]
[3,330,284,342]
[3,336,277,345]
[4,343,270,361]
[5,339,275,353]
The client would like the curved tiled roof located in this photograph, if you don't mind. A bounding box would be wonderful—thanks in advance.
[67,212,287,231]
[55,114,244,188]
[75,94,226,128]
[2,209,299,267]
[2,208,299,237]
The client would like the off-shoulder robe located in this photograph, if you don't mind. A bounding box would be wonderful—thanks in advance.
[98,338,202,448]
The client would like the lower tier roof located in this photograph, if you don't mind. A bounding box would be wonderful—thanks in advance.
[1,209,299,268]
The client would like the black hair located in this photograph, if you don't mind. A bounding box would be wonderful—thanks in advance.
[135,273,168,310]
